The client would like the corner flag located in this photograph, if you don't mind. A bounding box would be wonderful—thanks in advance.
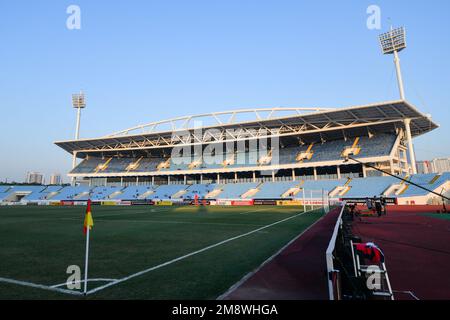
[83,199,94,294]
[83,199,94,234]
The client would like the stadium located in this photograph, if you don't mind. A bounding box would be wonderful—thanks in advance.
[1,24,450,302]
[0,99,446,206]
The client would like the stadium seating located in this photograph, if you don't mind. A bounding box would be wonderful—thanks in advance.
[400,173,450,197]
[209,183,259,199]
[2,170,449,202]
[112,186,156,200]
[344,176,397,198]
[70,158,102,174]
[69,134,397,175]
[252,181,300,199]
[22,186,64,201]
[180,184,217,199]
[0,186,46,201]
[150,185,188,199]
[50,186,90,200]
[75,186,124,201]
[278,134,396,165]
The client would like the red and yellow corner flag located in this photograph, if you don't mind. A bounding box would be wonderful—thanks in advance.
[83,199,94,234]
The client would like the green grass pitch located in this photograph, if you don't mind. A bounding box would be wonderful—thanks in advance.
[0,205,324,299]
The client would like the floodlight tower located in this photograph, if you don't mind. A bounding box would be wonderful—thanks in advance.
[71,91,86,184]
[379,27,417,174]
[379,26,407,100]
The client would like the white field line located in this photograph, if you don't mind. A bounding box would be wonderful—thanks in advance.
[217,209,324,300]
[393,290,420,300]
[51,278,118,289]
[86,210,315,295]
[238,208,278,215]
[0,277,83,296]
[68,218,266,228]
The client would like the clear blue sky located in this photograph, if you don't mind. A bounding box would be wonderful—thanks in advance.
[0,0,449,183]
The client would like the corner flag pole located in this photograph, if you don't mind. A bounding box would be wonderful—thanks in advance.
[83,199,94,295]
[84,225,90,294]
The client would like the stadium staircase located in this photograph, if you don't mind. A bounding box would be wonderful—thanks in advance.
[281,181,305,198]
[383,183,402,196]
[341,137,361,158]
[157,159,171,170]
[137,189,155,199]
[241,182,263,199]
[126,156,143,172]
[188,158,202,169]
[73,191,90,200]
[108,189,125,199]
[258,150,273,166]
[172,189,189,199]
[222,153,236,167]
[329,178,352,197]
[205,188,223,199]
[296,143,314,162]
[94,158,112,173]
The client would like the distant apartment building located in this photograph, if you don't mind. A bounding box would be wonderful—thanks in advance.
[416,160,433,174]
[417,157,450,174]
[26,172,43,184]
[49,173,62,185]
[431,158,450,173]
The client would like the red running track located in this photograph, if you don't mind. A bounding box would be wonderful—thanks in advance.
[222,208,342,300]
[352,206,450,300]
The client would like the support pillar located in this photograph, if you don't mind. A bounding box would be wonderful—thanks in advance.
[313,167,317,181]
[362,164,367,178]
[404,118,417,174]
[252,171,256,183]
[393,50,406,100]
[337,166,341,180]
[292,168,296,181]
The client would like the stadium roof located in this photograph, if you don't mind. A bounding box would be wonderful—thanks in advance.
[55,100,438,157]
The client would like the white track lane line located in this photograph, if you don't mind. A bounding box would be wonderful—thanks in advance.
[86,209,316,295]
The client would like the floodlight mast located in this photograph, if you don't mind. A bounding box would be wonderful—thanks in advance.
[379,26,416,174]
[379,26,407,100]
[71,91,86,185]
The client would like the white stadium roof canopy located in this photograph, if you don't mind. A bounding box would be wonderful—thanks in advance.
[55,100,438,157]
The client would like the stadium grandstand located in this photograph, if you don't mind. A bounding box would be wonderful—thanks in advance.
[1,100,448,206]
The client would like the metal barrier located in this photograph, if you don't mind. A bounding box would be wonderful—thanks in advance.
[325,201,346,300]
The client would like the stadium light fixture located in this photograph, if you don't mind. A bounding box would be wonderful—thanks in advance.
[72,91,86,140]
[379,26,407,100]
